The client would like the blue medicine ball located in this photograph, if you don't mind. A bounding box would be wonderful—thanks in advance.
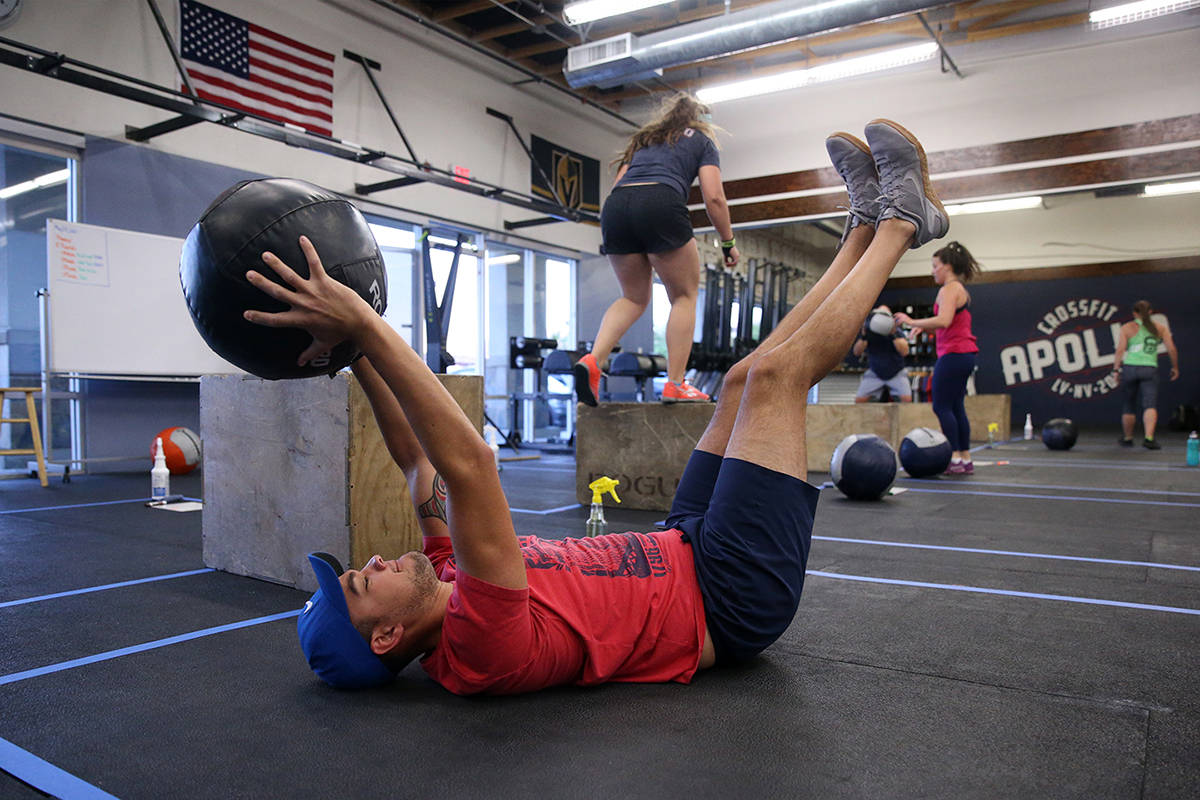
[1042,418,1078,450]
[899,426,953,478]
[831,434,897,500]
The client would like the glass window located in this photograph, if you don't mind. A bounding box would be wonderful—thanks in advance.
[366,219,417,347]
[426,231,480,375]
[0,142,72,466]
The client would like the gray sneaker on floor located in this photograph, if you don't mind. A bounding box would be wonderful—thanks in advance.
[864,118,949,249]
[826,132,882,241]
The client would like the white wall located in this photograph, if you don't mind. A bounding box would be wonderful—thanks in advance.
[699,26,1200,181]
[0,0,632,253]
[892,191,1200,277]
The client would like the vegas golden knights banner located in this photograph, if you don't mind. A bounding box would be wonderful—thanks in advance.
[530,134,600,213]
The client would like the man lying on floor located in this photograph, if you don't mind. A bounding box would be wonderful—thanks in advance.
[243,119,948,693]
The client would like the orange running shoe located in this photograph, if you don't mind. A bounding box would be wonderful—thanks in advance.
[573,353,602,407]
[661,380,710,403]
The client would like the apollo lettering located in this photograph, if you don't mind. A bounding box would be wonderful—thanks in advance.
[1000,324,1120,386]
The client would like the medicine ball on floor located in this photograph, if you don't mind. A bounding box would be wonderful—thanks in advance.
[180,178,387,380]
[899,427,952,478]
[831,434,897,500]
[151,426,202,475]
[1042,418,1078,450]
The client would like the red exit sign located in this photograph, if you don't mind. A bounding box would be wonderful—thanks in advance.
[452,165,470,184]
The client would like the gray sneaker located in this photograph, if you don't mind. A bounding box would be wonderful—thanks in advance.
[864,119,949,249]
[826,132,881,243]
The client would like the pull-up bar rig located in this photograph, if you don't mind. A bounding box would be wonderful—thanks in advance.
[0,33,599,227]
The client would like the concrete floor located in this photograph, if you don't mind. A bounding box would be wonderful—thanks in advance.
[1,431,1197,799]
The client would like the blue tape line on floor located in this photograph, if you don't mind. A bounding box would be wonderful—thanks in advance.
[813,536,1200,571]
[808,570,1200,615]
[0,569,215,609]
[899,478,1200,498]
[0,496,203,516]
[509,503,578,515]
[0,609,301,687]
[898,485,1200,508]
[0,737,119,800]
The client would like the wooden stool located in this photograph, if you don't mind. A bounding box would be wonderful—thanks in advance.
[0,387,48,487]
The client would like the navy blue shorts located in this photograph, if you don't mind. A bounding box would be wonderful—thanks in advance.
[666,450,820,665]
[600,184,694,255]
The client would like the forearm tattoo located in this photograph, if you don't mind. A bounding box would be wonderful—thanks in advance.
[417,473,448,525]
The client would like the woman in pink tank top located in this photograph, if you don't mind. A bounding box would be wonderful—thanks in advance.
[895,242,981,474]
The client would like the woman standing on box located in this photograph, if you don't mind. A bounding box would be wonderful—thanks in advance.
[574,94,739,407]
[894,241,981,474]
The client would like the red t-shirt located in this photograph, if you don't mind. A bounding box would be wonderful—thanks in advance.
[420,531,707,695]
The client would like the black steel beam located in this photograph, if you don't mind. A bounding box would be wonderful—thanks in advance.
[125,114,206,141]
[504,216,564,230]
[355,176,425,194]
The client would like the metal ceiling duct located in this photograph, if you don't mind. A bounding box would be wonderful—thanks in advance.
[564,0,948,89]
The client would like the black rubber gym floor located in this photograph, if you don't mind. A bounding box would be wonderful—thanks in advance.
[1,431,1197,799]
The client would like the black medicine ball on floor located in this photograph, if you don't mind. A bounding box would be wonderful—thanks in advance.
[1042,417,1078,450]
[180,178,387,380]
[831,434,897,500]
[899,426,953,478]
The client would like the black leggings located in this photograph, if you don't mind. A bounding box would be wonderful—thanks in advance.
[932,352,976,451]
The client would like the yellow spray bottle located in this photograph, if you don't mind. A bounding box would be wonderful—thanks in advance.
[586,476,621,538]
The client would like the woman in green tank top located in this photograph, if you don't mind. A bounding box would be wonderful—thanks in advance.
[1114,300,1180,449]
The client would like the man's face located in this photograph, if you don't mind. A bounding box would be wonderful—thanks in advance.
[339,552,438,631]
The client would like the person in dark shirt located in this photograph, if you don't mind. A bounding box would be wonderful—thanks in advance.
[575,94,739,406]
[852,305,912,402]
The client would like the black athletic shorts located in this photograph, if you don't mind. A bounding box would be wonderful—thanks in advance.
[600,184,695,255]
[666,450,819,665]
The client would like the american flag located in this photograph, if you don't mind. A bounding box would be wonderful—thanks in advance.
[179,0,334,136]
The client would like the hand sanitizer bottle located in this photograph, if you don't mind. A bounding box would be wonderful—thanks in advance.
[151,437,170,499]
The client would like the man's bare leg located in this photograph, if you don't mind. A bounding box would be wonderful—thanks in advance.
[694,224,874,457]
[723,219,916,480]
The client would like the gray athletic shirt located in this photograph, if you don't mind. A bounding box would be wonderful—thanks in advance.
[616,129,720,200]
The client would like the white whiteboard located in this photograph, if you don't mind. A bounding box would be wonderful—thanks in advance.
[46,219,242,376]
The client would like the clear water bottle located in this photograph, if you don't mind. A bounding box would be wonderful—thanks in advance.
[1187,431,1199,467]
[1023,413,1033,440]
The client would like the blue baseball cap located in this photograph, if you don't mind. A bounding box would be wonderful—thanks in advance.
[297,552,395,689]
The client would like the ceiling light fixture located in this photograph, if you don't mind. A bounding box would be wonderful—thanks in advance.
[696,42,938,104]
[0,168,70,201]
[1142,178,1200,196]
[1089,0,1200,29]
[563,0,674,26]
[944,196,1043,216]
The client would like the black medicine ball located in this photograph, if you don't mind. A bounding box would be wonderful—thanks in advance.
[180,178,387,380]
[899,426,952,478]
[1042,417,1078,451]
[831,434,897,500]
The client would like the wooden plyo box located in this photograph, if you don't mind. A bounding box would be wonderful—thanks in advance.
[805,403,899,475]
[576,402,716,512]
[200,373,483,593]
[897,394,1013,443]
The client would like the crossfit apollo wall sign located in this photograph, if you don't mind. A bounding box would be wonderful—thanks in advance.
[998,298,1167,401]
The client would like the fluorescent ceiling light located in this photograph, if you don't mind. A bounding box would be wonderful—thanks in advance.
[563,0,673,26]
[367,223,416,250]
[0,168,70,200]
[696,42,938,104]
[487,253,522,264]
[1142,178,1200,196]
[1089,0,1199,29]
[944,196,1043,216]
